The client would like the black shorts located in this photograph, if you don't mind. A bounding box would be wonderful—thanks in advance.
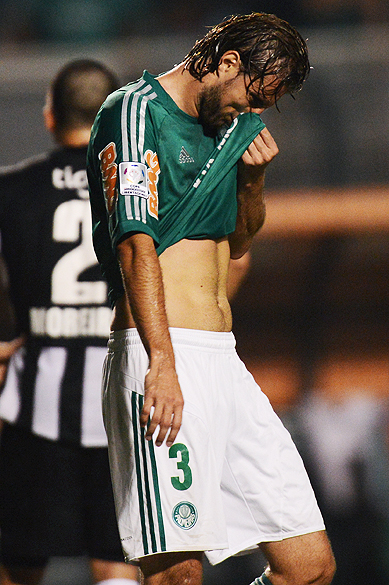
[0,423,124,567]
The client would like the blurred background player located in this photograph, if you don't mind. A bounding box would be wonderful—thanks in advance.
[0,59,139,585]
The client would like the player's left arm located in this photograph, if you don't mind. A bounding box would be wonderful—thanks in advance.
[227,251,251,301]
[229,126,278,259]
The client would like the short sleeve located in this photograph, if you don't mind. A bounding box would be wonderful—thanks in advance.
[88,83,161,253]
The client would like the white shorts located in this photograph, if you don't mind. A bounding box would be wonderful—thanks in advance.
[102,328,325,565]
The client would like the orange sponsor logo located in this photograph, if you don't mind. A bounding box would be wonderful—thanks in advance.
[145,150,160,220]
[99,142,117,215]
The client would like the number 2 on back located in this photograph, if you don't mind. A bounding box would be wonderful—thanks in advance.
[51,199,107,304]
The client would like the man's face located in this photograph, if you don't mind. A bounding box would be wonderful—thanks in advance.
[197,72,280,136]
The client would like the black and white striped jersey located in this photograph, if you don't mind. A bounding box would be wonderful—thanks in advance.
[0,146,111,446]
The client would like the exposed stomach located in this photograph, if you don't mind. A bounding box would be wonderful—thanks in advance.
[112,237,233,333]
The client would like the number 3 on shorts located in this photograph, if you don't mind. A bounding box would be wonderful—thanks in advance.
[169,443,192,490]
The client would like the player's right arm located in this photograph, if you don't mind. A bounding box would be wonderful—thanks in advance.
[88,84,183,446]
[116,233,183,447]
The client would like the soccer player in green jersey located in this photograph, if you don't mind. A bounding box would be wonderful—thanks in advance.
[87,12,336,585]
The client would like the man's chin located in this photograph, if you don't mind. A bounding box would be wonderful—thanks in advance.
[198,118,218,137]
[198,116,229,138]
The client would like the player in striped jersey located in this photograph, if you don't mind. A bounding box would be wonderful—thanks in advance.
[87,13,336,585]
[0,60,139,585]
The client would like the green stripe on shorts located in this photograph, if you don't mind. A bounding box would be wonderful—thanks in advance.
[131,392,166,555]
[131,392,149,555]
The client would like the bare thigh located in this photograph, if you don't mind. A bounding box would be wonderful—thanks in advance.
[139,551,203,585]
[259,531,336,585]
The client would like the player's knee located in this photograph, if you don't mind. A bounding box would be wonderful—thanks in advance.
[317,547,336,585]
[264,533,336,585]
[298,546,336,585]
[302,532,336,585]
[139,551,203,584]
[270,553,335,585]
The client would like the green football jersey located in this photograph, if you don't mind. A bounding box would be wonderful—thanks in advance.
[87,70,262,306]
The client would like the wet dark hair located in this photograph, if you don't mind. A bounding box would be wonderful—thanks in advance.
[183,12,310,104]
[51,59,119,135]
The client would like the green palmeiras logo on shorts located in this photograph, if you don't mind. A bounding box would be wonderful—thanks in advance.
[172,501,198,530]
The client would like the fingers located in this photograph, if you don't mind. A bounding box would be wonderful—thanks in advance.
[241,127,279,167]
[141,399,184,447]
[249,128,278,160]
[139,392,152,428]
[165,409,183,448]
[140,372,184,447]
[257,126,277,148]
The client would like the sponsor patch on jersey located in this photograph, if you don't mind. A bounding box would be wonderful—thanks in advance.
[119,162,148,198]
[172,501,198,530]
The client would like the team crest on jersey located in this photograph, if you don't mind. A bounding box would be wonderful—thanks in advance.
[172,501,198,530]
[119,162,148,198]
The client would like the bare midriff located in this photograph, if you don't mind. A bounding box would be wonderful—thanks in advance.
[111,237,232,333]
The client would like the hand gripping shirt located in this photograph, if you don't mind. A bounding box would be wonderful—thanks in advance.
[87,71,265,307]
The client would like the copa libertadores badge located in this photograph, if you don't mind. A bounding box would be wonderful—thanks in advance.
[172,502,198,530]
